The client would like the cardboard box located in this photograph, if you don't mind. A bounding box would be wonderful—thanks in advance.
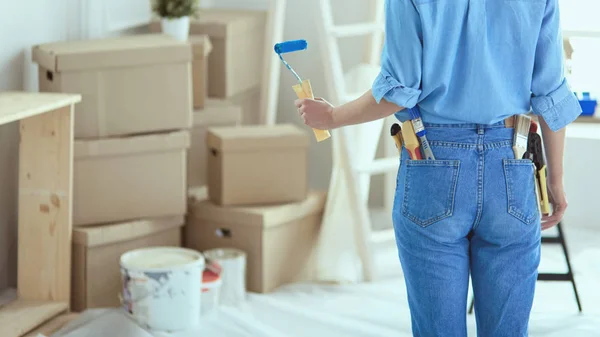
[188,99,242,188]
[71,216,183,311]
[74,131,190,226]
[190,35,212,109]
[206,124,309,206]
[33,34,193,138]
[185,191,325,293]
[230,86,261,125]
[150,9,266,98]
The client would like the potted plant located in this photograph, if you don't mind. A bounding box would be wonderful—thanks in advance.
[152,0,199,41]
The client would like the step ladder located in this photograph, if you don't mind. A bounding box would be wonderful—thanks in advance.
[313,0,398,282]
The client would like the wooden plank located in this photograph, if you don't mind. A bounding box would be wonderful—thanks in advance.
[0,92,80,126]
[18,105,74,303]
[0,299,68,337]
[23,313,79,337]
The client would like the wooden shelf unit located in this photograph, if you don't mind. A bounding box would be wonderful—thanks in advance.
[23,312,80,337]
[0,92,81,337]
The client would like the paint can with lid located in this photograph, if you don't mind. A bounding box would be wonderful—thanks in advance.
[203,248,247,306]
[201,268,222,316]
[120,247,204,331]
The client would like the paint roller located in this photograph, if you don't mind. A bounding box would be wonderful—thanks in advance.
[274,40,331,142]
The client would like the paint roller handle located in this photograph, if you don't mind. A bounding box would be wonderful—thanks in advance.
[292,80,331,142]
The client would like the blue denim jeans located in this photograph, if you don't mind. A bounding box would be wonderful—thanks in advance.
[393,122,542,337]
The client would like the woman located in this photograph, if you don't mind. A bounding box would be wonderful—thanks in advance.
[295,0,580,336]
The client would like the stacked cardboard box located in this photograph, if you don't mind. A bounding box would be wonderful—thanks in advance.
[32,34,194,310]
[188,99,242,189]
[185,124,326,293]
[151,8,266,125]
[184,33,243,192]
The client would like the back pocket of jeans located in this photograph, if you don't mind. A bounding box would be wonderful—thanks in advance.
[402,160,460,227]
[503,159,539,225]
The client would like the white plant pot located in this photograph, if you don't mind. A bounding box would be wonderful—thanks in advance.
[161,16,190,41]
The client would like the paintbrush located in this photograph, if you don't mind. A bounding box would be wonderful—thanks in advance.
[401,120,422,160]
[527,121,551,215]
[408,107,435,160]
[390,123,403,154]
[513,114,531,159]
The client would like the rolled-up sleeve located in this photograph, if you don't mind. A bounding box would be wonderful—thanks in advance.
[530,0,581,131]
[371,0,422,109]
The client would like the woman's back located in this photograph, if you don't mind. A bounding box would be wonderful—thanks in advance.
[372,0,580,131]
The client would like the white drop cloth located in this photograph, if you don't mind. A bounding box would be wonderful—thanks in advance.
[47,226,599,337]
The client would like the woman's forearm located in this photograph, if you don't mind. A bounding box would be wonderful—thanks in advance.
[539,117,566,184]
[332,90,403,128]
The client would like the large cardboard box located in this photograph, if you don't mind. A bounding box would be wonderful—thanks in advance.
[190,35,212,109]
[74,131,190,226]
[185,191,325,293]
[71,216,183,311]
[33,34,193,138]
[206,124,309,206]
[150,9,266,98]
[230,86,261,125]
[188,99,242,188]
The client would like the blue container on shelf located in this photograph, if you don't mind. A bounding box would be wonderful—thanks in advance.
[576,92,597,116]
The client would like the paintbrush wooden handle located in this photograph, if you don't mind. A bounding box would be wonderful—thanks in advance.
[401,120,422,160]
[538,165,551,215]
[406,147,422,160]
[292,79,331,142]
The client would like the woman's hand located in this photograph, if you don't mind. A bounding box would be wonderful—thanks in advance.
[541,181,568,230]
[294,97,337,130]
[538,117,568,231]
[293,90,402,130]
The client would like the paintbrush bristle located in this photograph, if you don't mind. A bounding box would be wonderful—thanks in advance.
[391,123,401,136]
[513,115,531,159]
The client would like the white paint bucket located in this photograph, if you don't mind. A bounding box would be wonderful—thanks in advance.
[120,247,204,331]
[203,248,247,306]
[201,269,222,316]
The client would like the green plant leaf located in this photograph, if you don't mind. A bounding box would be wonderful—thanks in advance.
[151,0,199,18]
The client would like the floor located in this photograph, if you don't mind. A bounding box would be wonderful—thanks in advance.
[46,224,600,337]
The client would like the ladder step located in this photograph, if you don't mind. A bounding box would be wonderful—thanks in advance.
[371,228,395,244]
[328,23,384,37]
[541,236,561,244]
[538,273,572,281]
[354,157,399,175]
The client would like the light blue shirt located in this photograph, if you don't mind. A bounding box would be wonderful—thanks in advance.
[372,0,582,131]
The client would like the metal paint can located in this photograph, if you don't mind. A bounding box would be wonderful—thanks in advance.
[120,247,204,331]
